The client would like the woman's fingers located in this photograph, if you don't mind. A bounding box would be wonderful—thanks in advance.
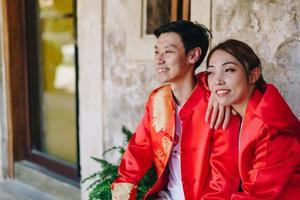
[222,107,231,130]
[205,95,214,123]
[214,105,224,129]
[210,101,219,128]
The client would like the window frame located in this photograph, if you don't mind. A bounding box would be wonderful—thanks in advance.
[2,0,80,182]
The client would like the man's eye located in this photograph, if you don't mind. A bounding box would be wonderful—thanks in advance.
[165,50,174,53]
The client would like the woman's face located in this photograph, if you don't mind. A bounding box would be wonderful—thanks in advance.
[207,50,252,108]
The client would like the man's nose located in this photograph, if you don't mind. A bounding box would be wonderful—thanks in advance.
[156,53,165,64]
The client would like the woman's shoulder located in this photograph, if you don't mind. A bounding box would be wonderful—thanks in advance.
[252,84,300,133]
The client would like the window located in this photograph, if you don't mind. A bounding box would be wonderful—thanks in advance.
[26,0,79,181]
[145,0,190,34]
[127,0,190,60]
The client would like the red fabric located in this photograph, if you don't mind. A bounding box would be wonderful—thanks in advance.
[112,72,241,200]
[231,84,300,200]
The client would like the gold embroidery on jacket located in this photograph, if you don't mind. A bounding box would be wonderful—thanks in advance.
[152,87,172,133]
[154,149,165,173]
[112,183,135,200]
[155,149,164,161]
[162,136,172,154]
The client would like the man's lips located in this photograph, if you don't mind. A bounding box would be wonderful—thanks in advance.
[157,68,169,73]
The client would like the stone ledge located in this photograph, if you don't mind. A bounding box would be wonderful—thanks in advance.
[0,180,56,200]
[15,161,81,200]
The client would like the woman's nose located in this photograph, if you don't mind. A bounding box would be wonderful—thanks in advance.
[215,74,225,85]
[216,79,225,85]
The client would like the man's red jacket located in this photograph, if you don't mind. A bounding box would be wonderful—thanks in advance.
[111,73,241,199]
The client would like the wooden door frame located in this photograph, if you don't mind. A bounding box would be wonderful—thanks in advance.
[2,0,80,181]
[2,0,30,177]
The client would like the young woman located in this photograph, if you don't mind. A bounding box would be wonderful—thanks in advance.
[205,39,300,199]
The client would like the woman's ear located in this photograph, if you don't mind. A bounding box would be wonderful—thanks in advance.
[249,67,261,84]
[188,47,202,64]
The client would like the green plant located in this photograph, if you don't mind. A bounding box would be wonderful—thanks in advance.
[82,126,157,200]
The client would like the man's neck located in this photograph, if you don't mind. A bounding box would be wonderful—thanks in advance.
[171,75,197,106]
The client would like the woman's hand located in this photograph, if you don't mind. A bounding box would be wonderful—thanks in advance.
[205,94,236,129]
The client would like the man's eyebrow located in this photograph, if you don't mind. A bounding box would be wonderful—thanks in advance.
[154,44,179,49]
[164,44,179,49]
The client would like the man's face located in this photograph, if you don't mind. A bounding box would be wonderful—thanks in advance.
[154,32,192,84]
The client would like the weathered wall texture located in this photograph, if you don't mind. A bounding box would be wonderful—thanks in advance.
[103,0,158,159]
[211,0,300,118]
[102,0,300,159]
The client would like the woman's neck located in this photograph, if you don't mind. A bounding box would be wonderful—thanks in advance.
[232,86,255,118]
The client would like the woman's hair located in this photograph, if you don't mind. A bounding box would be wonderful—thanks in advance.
[206,39,266,92]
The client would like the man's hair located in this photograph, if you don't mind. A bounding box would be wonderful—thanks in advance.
[153,20,212,70]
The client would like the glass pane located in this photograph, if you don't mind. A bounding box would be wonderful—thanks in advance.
[36,0,77,164]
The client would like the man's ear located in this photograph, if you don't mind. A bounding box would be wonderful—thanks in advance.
[188,47,202,64]
[249,67,261,84]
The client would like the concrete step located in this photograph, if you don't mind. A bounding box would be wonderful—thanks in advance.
[14,161,81,200]
[0,180,56,200]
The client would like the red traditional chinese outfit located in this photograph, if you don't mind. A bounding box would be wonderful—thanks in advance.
[111,73,241,200]
[231,84,300,200]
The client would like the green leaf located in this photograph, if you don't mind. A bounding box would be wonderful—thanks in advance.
[82,126,157,200]
[122,125,133,142]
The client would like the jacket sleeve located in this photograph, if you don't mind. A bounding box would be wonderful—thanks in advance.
[111,101,154,200]
[201,115,241,200]
[231,127,300,200]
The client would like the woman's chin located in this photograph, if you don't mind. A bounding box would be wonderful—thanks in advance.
[217,99,232,107]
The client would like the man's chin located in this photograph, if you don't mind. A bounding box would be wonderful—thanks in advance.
[157,78,169,84]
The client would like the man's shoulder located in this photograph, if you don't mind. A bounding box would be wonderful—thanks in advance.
[196,71,210,92]
[149,84,172,98]
[145,84,173,108]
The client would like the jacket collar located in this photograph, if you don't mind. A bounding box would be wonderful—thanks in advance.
[244,84,300,131]
[179,73,209,119]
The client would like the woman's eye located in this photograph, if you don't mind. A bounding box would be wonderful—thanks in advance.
[206,71,213,76]
[225,68,235,72]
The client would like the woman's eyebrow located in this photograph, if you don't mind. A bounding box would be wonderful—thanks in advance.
[207,61,238,69]
[222,61,238,66]
[207,65,215,69]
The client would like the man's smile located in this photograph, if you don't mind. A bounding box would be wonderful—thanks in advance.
[157,67,170,73]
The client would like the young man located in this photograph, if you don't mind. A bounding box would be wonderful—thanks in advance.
[111,21,240,200]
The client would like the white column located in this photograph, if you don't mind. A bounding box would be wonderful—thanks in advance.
[77,0,104,199]
[190,0,211,29]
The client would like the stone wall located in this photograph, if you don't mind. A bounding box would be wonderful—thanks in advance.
[102,0,159,159]
[211,0,300,118]
[102,0,300,159]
